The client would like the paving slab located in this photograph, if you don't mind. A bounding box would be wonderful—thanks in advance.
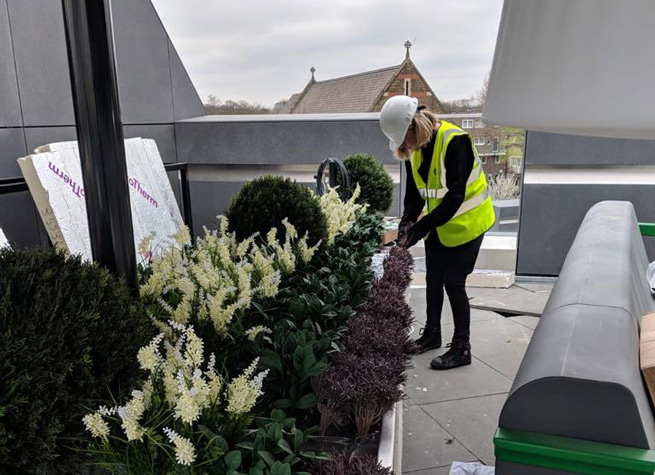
[408,287,500,329]
[403,405,477,473]
[468,317,533,380]
[467,285,550,316]
[405,350,512,405]
[423,394,507,466]
[514,282,555,293]
[405,466,453,475]
[508,314,540,330]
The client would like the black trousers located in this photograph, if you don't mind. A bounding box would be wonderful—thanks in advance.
[424,232,484,344]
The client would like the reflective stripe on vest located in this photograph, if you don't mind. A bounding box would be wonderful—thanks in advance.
[453,189,489,219]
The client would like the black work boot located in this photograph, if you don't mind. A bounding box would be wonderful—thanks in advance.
[414,326,442,354]
[430,341,471,370]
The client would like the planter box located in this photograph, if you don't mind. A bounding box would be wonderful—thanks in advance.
[305,399,403,471]
[378,399,403,472]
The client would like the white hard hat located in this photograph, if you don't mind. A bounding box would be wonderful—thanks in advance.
[380,95,418,151]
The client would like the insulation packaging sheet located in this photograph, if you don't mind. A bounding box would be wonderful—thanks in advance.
[18,137,185,263]
[0,227,8,248]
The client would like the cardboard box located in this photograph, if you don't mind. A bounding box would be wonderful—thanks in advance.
[380,217,401,246]
[640,312,655,403]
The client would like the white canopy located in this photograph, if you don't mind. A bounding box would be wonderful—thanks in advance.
[483,0,655,139]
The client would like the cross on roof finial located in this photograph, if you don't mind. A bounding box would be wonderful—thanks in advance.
[310,66,316,81]
[404,40,412,59]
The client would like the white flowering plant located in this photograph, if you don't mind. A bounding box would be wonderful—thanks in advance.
[82,321,269,473]
[139,218,320,354]
[318,184,368,246]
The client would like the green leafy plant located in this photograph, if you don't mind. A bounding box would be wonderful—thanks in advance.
[251,212,383,417]
[225,176,328,247]
[340,154,394,214]
[235,410,329,475]
[0,248,154,474]
[253,323,331,414]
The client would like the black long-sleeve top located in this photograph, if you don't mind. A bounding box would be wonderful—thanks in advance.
[401,133,475,228]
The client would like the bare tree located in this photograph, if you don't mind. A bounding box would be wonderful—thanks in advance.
[476,71,490,107]
[441,72,491,113]
[204,96,291,115]
[271,98,289,113]
[440,96,481,113]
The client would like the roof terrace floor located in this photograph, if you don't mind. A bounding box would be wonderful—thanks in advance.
[402,281,552,474]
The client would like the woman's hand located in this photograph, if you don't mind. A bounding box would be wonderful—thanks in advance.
[401,216,435,248]
[397,220,415,244]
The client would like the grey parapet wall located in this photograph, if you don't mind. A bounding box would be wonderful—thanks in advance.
[497,201,655,474]
[176,114,402,236]
[490,199,519,233]
[517,131,655,276]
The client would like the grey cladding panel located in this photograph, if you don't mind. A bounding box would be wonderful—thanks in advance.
[189,181,244,238]
[123,124,177,163]
[0,127,26,177]
[24,125,176,163]
[189,180,318,238]
[169,41,205,121]
[112,0,174,124]
[8,0,75,126]
[24,127,77,152]
[517,184,655,276]
[176,120,395,166]
[0,0,22,127]
[526,131,655,166]
[0,191,43,247]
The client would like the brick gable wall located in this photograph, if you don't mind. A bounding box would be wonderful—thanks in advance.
[372,61,444,113]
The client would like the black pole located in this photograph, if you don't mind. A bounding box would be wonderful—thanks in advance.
[61,0,137,292]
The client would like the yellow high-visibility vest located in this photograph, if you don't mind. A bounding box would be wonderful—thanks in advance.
[410,121,495,247]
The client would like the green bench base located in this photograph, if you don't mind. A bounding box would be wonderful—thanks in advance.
[495,429,655,475]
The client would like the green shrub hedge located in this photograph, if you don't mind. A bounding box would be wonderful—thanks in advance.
[0,248,154,474]
[341,154,394,214]
[225,175,328,247]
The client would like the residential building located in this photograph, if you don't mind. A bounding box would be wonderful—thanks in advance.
[441,112,518,179]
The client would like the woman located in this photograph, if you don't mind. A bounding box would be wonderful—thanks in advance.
[379,96,495,370]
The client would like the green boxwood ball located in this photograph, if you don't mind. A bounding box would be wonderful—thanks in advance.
[225,175,328,247]
[342,154,394,214]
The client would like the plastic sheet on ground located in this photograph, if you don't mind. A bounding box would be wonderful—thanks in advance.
[648,261,655,295]
[370,249,390,280]
[449,461,495,475]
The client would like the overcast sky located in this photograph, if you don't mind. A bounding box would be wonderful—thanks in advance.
[151,0,504,107]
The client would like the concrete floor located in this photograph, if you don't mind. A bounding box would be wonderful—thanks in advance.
[402,282,551,474]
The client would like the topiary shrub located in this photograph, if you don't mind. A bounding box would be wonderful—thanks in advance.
[341,154,394,214]
[0,248,154,474]
[225,175,328,247]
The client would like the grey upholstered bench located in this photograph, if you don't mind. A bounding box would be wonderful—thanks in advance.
[495,201,655,475]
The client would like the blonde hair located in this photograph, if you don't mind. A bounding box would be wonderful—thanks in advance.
[395,109,440,161]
